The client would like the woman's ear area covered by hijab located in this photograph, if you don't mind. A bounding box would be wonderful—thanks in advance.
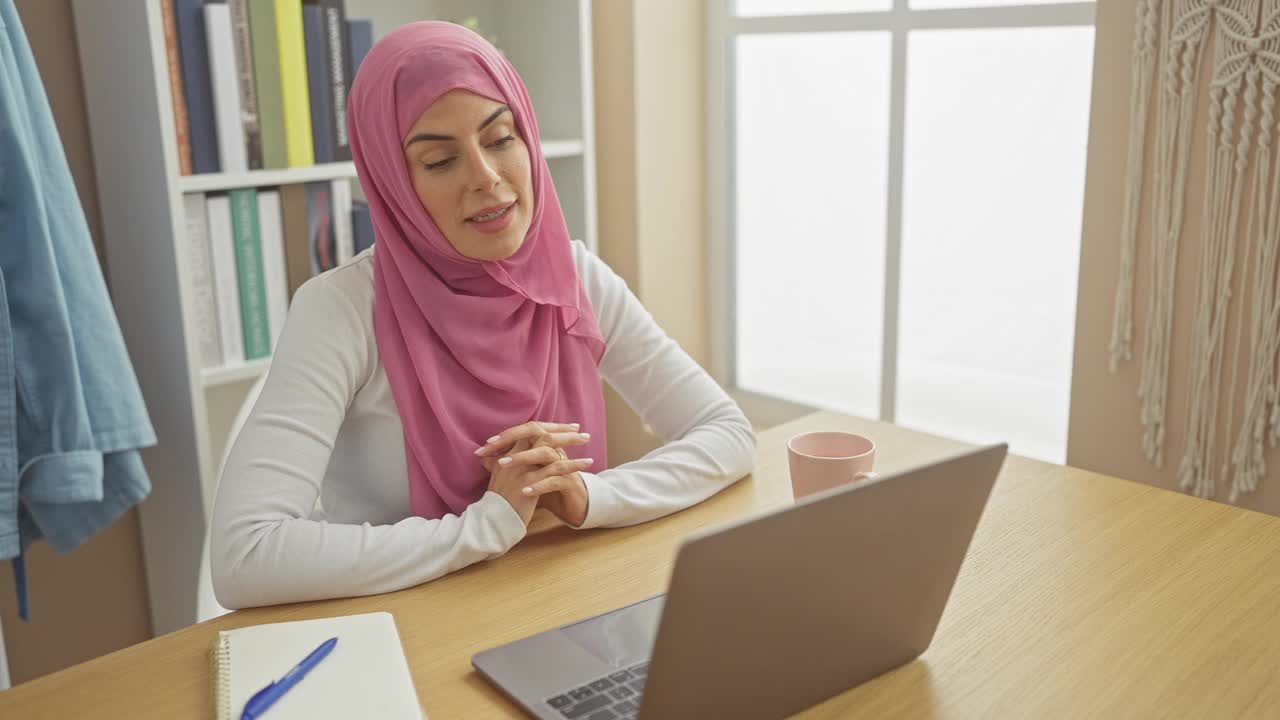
[400,90,534,262]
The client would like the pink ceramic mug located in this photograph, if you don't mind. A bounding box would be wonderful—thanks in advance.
[787,431,879,499]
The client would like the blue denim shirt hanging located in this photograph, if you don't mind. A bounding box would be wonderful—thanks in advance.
[0,0,156,618]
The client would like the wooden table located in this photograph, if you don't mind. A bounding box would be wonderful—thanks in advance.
[6,411,1280,718]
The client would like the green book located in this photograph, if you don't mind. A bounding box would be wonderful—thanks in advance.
[248,0,286,169]
[229,188,271,359]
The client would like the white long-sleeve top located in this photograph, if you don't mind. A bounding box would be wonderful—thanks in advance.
[210,241,755,609]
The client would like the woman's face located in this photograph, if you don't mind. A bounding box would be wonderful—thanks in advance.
[401,90,533,261]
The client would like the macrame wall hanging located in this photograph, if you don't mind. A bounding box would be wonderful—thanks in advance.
[1111,0,1280,502]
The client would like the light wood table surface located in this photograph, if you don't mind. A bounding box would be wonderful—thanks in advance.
[6,411,1280,718]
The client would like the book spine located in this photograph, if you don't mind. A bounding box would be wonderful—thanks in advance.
[183,193,223,368]
[206,195,245,366]
[229,188,271,360]
[275,0,315,167]
[278,184,313,299]
[160,0,192,176]
[205,4,248,174]
[257,190,290,349]
[301,5,334,164]
[320,0,351,162]
[229,0,262,171]
[346,19,373,84]
[249,0,287,169]
[331,179,353,264]
[351,200,374,255]
[174,0,220,173]
[305,181,334,274]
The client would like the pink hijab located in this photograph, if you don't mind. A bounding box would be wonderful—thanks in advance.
[347,21,608,519]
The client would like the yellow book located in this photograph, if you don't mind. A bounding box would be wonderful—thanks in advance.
[274,0,314,167]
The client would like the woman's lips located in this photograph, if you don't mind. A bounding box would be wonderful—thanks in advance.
[465,201,516,234]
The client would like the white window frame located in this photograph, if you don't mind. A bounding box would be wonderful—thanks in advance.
[705,0,1097,428]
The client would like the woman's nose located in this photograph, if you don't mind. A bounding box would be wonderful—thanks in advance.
[464,149,502,191]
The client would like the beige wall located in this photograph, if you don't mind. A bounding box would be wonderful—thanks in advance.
[1068,0,1280,515]
[0,0,154,684]
[593,0,710,464]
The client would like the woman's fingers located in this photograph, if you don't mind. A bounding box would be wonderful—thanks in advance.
[485,432,590,460]
[474,421,582,456]
[522,460,592,495]
[549,458,593,479]
[484,438,531,474]
[527,458,594,484]
[522,473,568,497]
[496,445,563,468]
[534,432,592,449]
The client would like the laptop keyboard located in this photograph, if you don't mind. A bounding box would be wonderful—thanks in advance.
[544,661,648,719]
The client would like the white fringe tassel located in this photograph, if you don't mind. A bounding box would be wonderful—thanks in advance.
[1179,3,1263,499]
[1229,4,1280,501]
[1111,0,1164,373]
[1139,0,1218,468]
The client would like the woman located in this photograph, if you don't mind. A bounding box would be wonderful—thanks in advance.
[210,21,754,609]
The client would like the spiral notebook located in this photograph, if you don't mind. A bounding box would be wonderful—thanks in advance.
[210,611,425,719]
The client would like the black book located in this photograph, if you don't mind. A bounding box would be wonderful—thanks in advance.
[352,200,374,254]
[313,0,352,162]
[302,5,334,164]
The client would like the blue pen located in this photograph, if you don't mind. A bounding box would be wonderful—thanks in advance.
[241,637,338,720]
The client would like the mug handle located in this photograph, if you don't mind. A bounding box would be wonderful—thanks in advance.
[853,471,879,482]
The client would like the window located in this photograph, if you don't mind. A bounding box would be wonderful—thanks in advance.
[708,1,1095,462]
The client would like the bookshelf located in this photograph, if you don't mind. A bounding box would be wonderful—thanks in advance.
[72,0,597,636]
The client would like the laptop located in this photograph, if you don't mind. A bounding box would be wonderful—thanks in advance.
[472,443,1008,720]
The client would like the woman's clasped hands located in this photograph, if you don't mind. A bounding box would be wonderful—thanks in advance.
[476,421,593,527]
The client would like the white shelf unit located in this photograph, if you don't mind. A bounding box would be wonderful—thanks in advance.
[72,0,596,636]
[201,358,272,388]
[178,161,357,193]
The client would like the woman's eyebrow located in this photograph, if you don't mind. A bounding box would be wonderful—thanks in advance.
[403,105,512,149]
[478,105,511,131]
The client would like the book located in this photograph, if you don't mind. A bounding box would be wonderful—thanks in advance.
[173,0,220,173]
[210,612,423,720]
[305,181,336,273]
[352,200,374,255]
[347,18,373,80]
[206,195,245,366]
[301,5,334,164]
[229,188,272,360]
[205,4,248,174]
[228,0,262,170]
[331,178,353,264]
[258,190,290,349]
[183,193,223,368]
[249,0,287,169]
[275,0,315,167]
[160,0,192,176]
[278,184,313,299]
[316,0,352,162]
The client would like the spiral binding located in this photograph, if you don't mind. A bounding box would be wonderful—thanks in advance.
[211,632,232,720]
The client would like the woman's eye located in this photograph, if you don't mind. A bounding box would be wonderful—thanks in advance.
[490,135,515,148]
[422,157,454,171]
